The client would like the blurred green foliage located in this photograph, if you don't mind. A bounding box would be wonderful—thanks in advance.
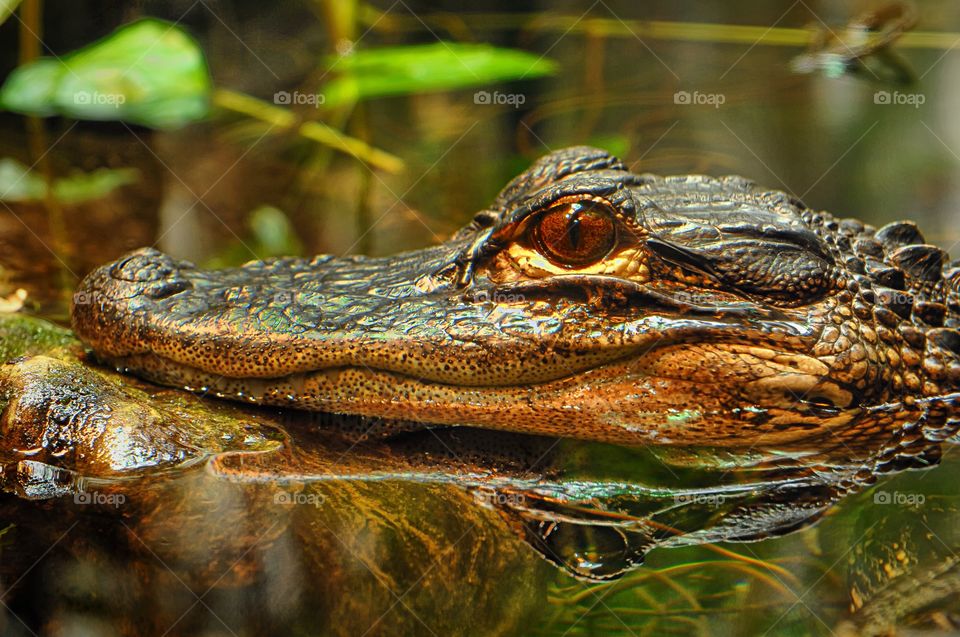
[0,0,21,26]
[0,13,556,193]
[322,41,556,107]
[248,205,304,256]
[0,158,138,204]
[205,205,305,268]
[0,19,211,129]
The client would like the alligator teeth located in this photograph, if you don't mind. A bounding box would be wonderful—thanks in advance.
[888,244,946,282]
[875,220,925,248]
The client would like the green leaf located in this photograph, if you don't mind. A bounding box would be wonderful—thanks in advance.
[587,134,631,162]
[0,18,211,129]
[322,42,556,107]
[0,0,22,27]
[0,59,62,116]
[52,167,139,204]
[0,158,139,204]
[203,205,303,269]
[0,158,45,200]
[248,205,303,257]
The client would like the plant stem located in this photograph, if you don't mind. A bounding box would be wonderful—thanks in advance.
[211,88,403,174]
[19,0,72,302]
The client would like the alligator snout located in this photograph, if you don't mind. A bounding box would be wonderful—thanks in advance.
[74,247,193,308]
[72,248,197,359]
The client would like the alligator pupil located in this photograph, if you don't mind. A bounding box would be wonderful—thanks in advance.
[568,214,582,249]
[533,200,616,267]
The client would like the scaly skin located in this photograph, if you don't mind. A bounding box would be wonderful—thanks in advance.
[71,146,960,472]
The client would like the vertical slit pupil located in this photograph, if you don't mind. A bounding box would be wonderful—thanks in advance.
[532,200,617,267]
[567,209,582,250]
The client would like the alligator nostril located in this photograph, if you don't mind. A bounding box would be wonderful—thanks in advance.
[109,248,193,283]
[144,279,192,299]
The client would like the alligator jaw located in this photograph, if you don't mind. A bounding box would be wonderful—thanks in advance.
[70,227,835,446]
[91,326,857,449]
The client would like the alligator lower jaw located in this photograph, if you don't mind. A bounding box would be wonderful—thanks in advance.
[100,350,858,448]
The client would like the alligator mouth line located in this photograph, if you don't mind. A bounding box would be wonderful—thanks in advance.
[468,275,791,320]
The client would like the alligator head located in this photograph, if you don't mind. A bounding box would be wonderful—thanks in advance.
[71,147,960,461]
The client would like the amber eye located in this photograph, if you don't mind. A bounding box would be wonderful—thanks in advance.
[531,200,617,267]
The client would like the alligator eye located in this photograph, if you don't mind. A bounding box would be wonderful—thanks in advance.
[532,200,617,267]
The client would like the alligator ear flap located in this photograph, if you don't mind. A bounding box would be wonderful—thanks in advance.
[646,233,834,306]
[491,146,626,210]
[645,236,718,279]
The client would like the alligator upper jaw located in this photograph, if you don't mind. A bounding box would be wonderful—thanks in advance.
[71,247,815,388]
[68,247,845,445]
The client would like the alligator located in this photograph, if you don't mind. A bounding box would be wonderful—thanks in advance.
[71,146,960,477]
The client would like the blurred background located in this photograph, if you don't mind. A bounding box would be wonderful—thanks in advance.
[1,0,959,320]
